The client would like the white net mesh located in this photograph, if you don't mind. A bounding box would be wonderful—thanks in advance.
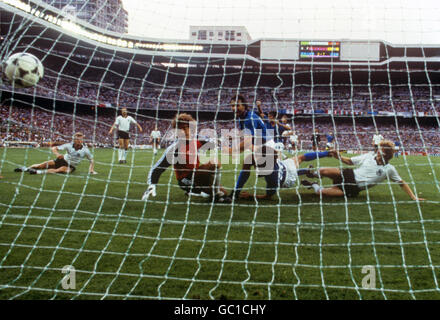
[0,0,440,300]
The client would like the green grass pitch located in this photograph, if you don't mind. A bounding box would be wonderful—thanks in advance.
[0,147,439,299]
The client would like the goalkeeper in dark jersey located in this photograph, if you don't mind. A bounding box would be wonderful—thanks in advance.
[311,129,321,151]
[142,113,229,202]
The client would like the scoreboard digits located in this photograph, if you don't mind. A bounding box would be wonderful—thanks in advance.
[300,41,340,59]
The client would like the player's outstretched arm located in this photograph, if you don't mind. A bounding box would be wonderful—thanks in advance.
[331,150,353,165]
[256,100,264,118]
[108,123,116,134]
[51,146,63,159]
[277,121,291,131]
[399,180,426,201]
[136,122,143,132]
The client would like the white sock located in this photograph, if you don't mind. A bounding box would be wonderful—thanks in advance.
[124,150,128,160]
[118,149,123,161]
[312,183,323,194]
[37,170,43,174]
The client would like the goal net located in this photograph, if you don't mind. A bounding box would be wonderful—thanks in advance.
[0,0,439,300]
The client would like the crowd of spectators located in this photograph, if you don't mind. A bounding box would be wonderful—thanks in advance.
[2,72,439,115]
[1,104,439,154]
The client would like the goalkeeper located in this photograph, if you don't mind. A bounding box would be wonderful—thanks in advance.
[301,140,425,201]
[142,113,229,202]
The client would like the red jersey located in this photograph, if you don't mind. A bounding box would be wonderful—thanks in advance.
[174,139,203,180]
[147,137,214,186]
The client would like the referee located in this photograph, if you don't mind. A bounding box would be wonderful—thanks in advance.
[311,128,321,151]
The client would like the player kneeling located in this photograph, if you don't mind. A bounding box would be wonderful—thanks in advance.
[301,140,425,201]
[142,113,230,202]
[14,132,97,175]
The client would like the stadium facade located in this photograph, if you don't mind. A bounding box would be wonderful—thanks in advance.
[41,0,128,33]
[0,0,439,124]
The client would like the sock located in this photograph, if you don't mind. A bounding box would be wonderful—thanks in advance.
[37,170,43,174]
[118,149,123,161]
[297,168,309,176]
[303,151,329,161]
[312,183,323,194]
[124,149,128,160]
[233,169,250,198]
[23,166,29,172]
[213,168,223,195]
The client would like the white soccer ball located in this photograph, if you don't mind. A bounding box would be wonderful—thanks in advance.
[3,52,44,88]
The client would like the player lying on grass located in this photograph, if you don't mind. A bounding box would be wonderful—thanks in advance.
[14,132,97,175]
[301,140,425,201]
[234,145,336,200]
[142,113,230,202]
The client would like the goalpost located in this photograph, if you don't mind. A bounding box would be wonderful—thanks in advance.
[0,0,440,300]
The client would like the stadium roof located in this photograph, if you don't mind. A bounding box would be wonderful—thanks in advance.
[1,0,440,70]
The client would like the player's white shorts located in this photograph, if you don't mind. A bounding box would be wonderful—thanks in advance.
[326,142,334,149]
[280,158,298,188]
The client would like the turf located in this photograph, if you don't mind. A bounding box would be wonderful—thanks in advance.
[0,147,439,300]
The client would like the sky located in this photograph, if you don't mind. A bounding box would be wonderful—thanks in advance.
[121,0,440,44]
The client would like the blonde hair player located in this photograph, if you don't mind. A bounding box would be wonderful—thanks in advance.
[14,133,97,175]
[302,140,425,201]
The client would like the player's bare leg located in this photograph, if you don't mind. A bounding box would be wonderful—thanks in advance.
[45,166,72,174]
[118,138,130,163]
[297,149,342,178]
[123,139,130,163]
[153,140,159,155]
[30,160,57,170]
[15,160,56,172]
[117,138,125,163]
[302,180,345,197]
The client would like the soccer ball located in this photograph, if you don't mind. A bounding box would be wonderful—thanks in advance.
[3,52,44,88]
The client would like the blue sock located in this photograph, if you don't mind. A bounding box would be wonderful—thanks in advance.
[303,151,329,161]
[233,170,251,197]
[297,168,309,176]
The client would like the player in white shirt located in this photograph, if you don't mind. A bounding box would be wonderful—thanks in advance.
[14,132,97,175]
[282,130,299,153]
[372,132,384,152]
[301,140,425,201]
[109,108,143,163]
[150,126,161,155]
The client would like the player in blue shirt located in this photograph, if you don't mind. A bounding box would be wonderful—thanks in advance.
[256,101,291,143]
[325,133,335,150]
[229,94,270,200]
[229,95,333,200]
[394,140,401,158]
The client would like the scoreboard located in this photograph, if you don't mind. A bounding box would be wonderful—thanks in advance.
[299,41,340,59]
